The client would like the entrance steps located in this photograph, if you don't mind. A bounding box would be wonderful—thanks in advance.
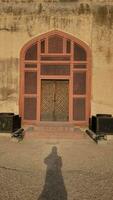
[24,123,81,133]
[23,123,88,139]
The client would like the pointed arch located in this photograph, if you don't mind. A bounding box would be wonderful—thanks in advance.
[20,30,91,57]
[20,30,92,125]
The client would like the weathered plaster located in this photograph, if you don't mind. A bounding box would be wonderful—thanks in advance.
[0,0,113,117]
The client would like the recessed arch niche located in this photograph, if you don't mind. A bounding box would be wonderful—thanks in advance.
[20,30,91,125]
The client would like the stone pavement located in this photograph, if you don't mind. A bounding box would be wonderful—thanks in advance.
[0,131,113,200]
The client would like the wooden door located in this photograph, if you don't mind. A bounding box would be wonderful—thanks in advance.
[41,80,69,121]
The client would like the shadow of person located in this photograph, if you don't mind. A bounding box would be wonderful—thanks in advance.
[38,146,67,200]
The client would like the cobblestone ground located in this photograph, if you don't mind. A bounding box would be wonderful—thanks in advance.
[0,135,113,200]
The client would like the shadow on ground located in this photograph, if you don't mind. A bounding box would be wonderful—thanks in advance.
[38,146,67,200]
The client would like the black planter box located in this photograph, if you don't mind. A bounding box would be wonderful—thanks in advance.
[90,114,113,135]
[0,113,21,133]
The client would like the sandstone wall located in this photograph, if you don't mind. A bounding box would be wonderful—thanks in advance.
[0,0,113,116]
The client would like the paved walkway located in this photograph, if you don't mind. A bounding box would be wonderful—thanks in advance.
[0,131,113,200]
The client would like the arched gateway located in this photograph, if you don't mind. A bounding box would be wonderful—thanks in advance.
[20,30,91,125]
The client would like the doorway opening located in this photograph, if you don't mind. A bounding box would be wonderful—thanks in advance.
[41,80,69,121]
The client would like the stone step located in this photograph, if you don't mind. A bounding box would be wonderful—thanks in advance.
[24,130,87,140]
[23,124,88,140]
[24,124,81,133]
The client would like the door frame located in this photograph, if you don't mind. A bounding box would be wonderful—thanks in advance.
[20,30,92,125]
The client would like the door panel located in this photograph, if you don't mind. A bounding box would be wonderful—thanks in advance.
[41,80,69,121]
[55,81,69,121]
[73,98,85,121]
[73,71,86,121]
[41,81,54,121]
[73,72,86,95]
[24,72,37,94]
[24,97,37,120]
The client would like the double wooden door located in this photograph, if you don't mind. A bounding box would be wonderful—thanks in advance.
[41,80,69,121]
